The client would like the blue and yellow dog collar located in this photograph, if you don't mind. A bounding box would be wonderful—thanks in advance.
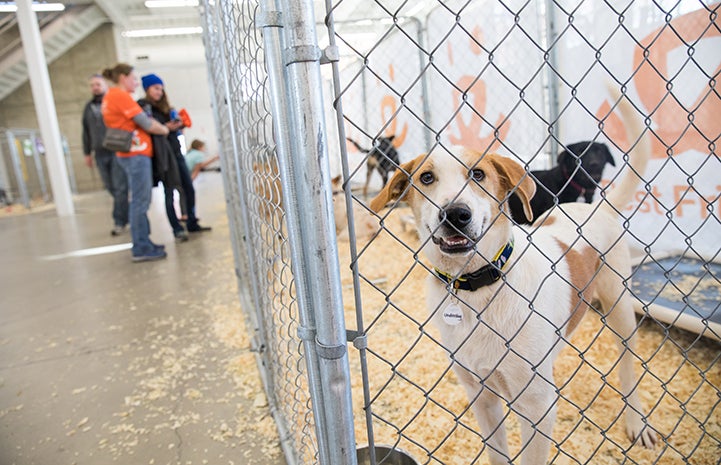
[434,238,514,292]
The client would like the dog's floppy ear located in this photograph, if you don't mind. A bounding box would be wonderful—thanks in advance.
[557,148,570,165]
[603,144,616,166]
[558,142,585,166]
[488,154,536,223]
[369,155,423,212]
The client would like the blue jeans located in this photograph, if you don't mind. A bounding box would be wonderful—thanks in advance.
[95,148,129,227]
[116,155,155,256]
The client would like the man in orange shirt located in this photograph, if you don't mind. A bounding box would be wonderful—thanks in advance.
[101,63,170,262]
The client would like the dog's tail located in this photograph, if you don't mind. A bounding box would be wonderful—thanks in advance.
[602,84,651,213]
[346,137,368,154]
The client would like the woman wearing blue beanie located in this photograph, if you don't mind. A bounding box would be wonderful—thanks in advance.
[141,73,164,90]
[138,73,211,239]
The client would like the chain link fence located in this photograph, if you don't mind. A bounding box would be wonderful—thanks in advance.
[200,0,720,464]
[0,128,77,208]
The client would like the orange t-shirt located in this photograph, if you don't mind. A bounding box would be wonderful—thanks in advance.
[101,87,153,157]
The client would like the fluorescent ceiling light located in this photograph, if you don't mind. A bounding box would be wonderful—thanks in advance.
[144,0,199,7]
[122,26,203,38]
[0,2,66,12]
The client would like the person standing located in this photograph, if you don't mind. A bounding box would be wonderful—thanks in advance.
[101,63,170,262]
[82,74,129,236]
[139,73,211,236]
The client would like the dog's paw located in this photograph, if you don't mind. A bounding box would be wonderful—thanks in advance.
[626,420,658,449]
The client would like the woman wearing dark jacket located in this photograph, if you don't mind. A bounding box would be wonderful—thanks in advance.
[138,73,211,240]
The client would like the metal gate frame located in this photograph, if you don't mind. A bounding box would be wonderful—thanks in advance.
[0,128,77,208]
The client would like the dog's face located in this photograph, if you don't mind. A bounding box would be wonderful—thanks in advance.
[376,135,395,150]
[559,142,615,188]
[370,147,535,273]
[374,136,399,161]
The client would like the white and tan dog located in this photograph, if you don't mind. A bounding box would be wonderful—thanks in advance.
[370,94,656,464]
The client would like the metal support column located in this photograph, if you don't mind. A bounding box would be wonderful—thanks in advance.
[15,0,74,216]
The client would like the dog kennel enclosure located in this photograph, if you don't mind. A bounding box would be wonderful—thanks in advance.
[200,0,720,464]
[0,128,77,209]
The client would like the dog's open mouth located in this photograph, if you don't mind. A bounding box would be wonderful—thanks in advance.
[431,234,475,254]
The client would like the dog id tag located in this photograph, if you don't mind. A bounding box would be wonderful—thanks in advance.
[442,301,463,326]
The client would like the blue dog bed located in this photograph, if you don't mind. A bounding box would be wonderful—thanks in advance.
[631,256,720,340]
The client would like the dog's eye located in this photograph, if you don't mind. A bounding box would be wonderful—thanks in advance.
[470,168,485,182]
[419,171,434,185]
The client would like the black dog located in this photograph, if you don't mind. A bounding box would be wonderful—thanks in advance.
[347,136,400,197]
[509,141,615,224]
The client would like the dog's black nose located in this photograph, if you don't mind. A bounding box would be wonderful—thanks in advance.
[440,204,472,230]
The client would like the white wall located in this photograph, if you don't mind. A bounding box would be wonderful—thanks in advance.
[126,34,218,156]
[331,1,719,262]
[552,2,720,262]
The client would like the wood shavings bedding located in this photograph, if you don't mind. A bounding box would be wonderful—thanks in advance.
[0,198,56,217]
[238,199,718,464]
[335,207,720,465]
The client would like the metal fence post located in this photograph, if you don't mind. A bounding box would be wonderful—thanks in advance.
[544,0,560,164]
[321,3,375,463]
[0,133,11,203]
[258,1,333,463]
[277,0,357,464]
[6,130,30,208]
[29,131,49,202]
[61,136,78,194]
[409,17,433,151]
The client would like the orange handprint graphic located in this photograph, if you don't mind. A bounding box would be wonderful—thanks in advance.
[447,25,510,152]
[632,6,720,158]
[448,76,510,152]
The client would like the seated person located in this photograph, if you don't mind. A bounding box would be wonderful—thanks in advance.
[185,139,220,180]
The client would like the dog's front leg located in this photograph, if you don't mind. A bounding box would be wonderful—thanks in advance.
[457,370,510,465]
[513,381,556,465]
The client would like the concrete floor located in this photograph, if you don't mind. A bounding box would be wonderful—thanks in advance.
[0,173,287,465]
